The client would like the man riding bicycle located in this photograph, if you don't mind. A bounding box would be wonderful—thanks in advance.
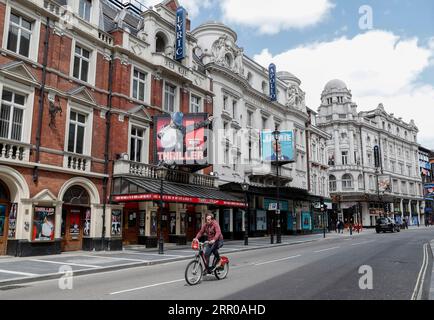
[194,213,224,272]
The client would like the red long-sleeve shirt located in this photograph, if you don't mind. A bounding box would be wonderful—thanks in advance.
[196,220,223,241]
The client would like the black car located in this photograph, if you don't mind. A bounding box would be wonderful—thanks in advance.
[376,217,400,233]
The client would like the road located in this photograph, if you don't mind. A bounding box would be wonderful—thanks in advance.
[1,228,433,300]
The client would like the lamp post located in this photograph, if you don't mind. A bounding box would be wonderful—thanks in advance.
[273,125,282,244]
[320,197,326,239]
[241,182,250,246]
[156,164,168,255]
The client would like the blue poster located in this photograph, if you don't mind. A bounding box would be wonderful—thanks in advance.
[287,212,293,230]
[302,212,312,230]
[261,130,294,162]
[175,7,186,61]
[269,63,276,101]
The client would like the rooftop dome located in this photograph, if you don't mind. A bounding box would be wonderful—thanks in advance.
[324,79,347,91]
[277,71,301,85]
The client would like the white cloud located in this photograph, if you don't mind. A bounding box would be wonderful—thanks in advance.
[254,31,434,148]
[133,0,211,18]
[219,0,335,34]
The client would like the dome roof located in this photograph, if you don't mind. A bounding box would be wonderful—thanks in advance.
[324,79,347,91]
[277,71,301,85]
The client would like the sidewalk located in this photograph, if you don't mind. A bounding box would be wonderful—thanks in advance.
[0,230,374,287]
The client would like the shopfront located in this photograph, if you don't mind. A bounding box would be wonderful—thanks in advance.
[111,177,246,247]
[61,185,91,252]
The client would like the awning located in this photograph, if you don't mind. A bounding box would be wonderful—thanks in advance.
[112,178,246,208]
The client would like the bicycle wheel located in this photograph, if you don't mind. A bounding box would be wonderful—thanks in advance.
[214,263,229,280]
[185,260,203,286]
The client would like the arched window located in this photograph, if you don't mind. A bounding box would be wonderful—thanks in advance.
[0,181,10,200]
[246,72,253,85]
[329,175,337,192]
[62,186,90,206]
[155,32,167,53]
[342,174,353,189]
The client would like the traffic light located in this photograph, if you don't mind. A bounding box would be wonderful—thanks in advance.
[374,146,381,168]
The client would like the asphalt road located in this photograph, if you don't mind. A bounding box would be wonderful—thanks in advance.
[1,228,433,300]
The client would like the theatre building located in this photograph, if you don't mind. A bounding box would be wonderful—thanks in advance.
[0,0,247,256]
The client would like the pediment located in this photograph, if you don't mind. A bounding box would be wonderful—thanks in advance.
[32,189,58,202]
[128,105,152,122]
[67,86,96,105]
[0,61,39,84]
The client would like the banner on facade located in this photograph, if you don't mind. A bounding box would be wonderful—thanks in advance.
[175,7,186,61]
[111,210,122,237]
[32,207,55,242]
[154,113,211,166]
[269,63,277,101]
[378,175,391,193]
[425,184,434,198]
[261,130,294,163]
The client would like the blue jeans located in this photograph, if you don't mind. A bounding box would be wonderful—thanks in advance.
[204,240,223,269]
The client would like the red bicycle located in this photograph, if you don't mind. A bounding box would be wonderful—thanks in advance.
[185,240,229,286]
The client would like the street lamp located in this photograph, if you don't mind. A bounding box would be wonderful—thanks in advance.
[156,164,168,255]
[320,197,326,239]
[273,125,282,244]
[241,182,250,246]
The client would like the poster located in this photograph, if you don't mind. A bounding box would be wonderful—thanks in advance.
[111,210,122,237]
[151,211,157,236]
[8,203,17,239]
[261,130,294,163]
[302,212,312,231]
[83,209,91,237]
[256,210,267,231]
[378,175,391,193]
[32,207,55,241]
[139,211,145,236]
[154,113,211,166]
[0,204,6,237]
[69,210,80,237]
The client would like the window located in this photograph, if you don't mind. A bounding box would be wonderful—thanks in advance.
[164,83,176,113]
[248,137,252,163]
[67,110,87,154]
[0,89,25,141]
[132,68,147,101]
[262,81,267,94]
[358,175,364,190]
[321,177,325,196]
[223,96,228,111]
[262,117,267,130]
[223,122,228,138]
[341,151,348,165]
[342,174,353,189]
[367,153,372,166]
[224,143,229,165]
[329,175,337,192]
[369,175,375,190]
[232,100,237,119]
[79,0,92,22]
[155,33,166,53]
[391,161,395,173]
[327,98,332,105]
[73,45,90,82]
[7,12,32,57]
[312,174,317,194]
[190,95,201,113]
[130,126,146,163]
[247,110,253,127]
[399,163,404,175]
[312,143,317,162]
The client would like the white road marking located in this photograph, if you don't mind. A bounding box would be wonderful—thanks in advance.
[351,240,376,246]
[0,269,38,277]
[80,255,149,263]
[314,247,340,253]
[254,255,301,266]
[121,251,183,258]
[411,243,429,300]
[28,259,101,269]
[110,279,185,295]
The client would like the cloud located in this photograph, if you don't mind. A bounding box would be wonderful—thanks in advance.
[133,0,211,18]
[254,30,434,148]
[219,0,335,34]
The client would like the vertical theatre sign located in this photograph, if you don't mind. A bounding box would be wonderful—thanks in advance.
[269,63,277,101]
[175,7,186,61]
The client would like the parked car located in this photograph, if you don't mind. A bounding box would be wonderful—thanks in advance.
[376,217,400,233]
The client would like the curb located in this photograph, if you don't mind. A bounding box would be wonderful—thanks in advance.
[430,240,434,300]
[0,238,322,287]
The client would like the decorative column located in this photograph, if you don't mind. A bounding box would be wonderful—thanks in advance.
[400,199,404,222]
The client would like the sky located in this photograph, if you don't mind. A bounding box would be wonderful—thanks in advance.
[135,0,434,149]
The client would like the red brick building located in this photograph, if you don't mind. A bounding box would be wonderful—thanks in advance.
[0,0,244,257]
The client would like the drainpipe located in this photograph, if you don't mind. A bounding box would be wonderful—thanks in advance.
[102,52,114,250]
[33,17,50,182]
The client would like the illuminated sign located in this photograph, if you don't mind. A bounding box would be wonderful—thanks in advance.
[269,63,277,101]
[175,7,186,61]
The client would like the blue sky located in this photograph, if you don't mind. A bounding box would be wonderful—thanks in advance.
[143,0,434,147]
